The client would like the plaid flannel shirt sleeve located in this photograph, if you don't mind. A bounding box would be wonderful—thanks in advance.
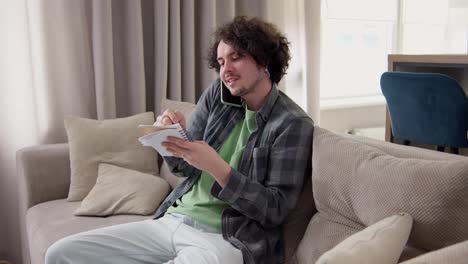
[217,117,314,228]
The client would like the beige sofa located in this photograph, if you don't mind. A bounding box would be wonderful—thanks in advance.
[17,103,468,264]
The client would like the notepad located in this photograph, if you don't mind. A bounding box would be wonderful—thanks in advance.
[138,123,192,156]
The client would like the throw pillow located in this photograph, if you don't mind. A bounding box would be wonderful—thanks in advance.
[316,213,413,264]
[65,112,158,201]
[160,98,197,122]
[75,163,170,216]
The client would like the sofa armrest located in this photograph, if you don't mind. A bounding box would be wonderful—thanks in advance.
[17,143,71,210]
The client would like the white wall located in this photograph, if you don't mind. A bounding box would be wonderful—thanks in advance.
[0,1,33,263]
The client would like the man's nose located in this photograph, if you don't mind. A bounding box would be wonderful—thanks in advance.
[223,60,233,73]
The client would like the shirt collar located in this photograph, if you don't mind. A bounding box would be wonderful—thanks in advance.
[245,107,257,132]
[255,83,279,125]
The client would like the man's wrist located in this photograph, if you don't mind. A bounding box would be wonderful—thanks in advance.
[209,160,232,187]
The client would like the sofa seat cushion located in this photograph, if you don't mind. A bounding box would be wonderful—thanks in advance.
[26,199,148,263]
[297,127,468,263]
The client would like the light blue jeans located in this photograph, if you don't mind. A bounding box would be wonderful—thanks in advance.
[45,214,243,264]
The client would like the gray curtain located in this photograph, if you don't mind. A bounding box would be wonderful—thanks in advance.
[0,0,320,263]
[25,0,272,144]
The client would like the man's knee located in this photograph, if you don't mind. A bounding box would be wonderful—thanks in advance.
[45,236,80,264]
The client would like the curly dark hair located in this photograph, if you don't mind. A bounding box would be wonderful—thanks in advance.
[207,16,291,84]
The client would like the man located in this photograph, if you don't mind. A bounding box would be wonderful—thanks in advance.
[46,16,313,264]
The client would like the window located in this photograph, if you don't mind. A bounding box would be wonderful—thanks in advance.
[401,0,468,53]
[320,0,468,106]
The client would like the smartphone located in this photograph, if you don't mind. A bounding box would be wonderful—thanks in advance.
[220,79,243,107]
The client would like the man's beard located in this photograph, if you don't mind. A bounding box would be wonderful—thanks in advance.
[231,74,263,97]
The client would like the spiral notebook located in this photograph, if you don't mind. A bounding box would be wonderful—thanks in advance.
[138,123,192,156]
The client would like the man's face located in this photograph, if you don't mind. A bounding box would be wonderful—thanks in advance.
[216,40,264,97]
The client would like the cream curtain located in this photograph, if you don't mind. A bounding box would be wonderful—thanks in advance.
[280,0,321,123]
[0,0,320,263]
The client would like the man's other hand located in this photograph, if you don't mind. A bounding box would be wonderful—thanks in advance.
[155,109,186,128]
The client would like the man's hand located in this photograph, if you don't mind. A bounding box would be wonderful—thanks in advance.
[155,109,186,128]
[162,136,231,187]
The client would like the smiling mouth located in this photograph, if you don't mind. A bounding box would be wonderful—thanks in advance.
[226,77,239,86]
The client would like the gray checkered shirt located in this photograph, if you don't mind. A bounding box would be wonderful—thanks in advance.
[155,79,314,264]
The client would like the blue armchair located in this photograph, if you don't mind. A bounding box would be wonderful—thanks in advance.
[380,71,468,154]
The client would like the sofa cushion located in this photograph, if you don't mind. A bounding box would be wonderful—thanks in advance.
[400,240,468,264]
[75,164,170,216]
[399,246,428,262]
[297,127,468,263]
[160,98,197,121]
[316,213,412,264]
[65,112,158,201]
[26,199,147,264]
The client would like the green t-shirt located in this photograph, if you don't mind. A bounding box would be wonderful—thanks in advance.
[166,108,256,231]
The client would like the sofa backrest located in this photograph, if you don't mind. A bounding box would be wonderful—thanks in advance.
[296,127,468,263]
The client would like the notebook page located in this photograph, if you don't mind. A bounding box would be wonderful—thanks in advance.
[138,123,189,156]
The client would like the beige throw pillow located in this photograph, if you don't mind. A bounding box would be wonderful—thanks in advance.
[75,163,170,216]
[316,213,413,264]
[160,98,197,121]
[65,112,158,201]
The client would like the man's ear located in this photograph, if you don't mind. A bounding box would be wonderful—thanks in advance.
[264,66,270,78]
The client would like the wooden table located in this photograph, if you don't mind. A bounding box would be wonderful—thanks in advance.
[385,54,468,142]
